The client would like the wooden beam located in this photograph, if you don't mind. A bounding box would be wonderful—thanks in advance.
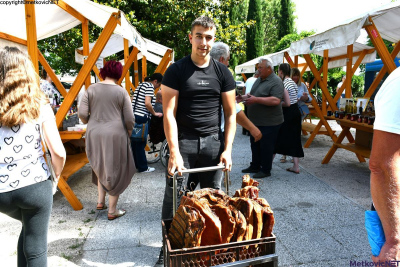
[37,49,67,97]
[365,17,397,73]
[0,32,27,46]
[300,64,308,77]
[124,39,131,95]
[56,12,120,128]
[328,49,375,62]
[345,45,353,98]
[303,54,338,111]
[54,0,85,23]
[364,41,400,98]
[284,52,295,68]
[294,55,298,67]
[154,49,173,73]
[82,19,91,90]
[117,46,139,86]
[241,73,247,82]
[322,50,328,114]
[142,55,147,82]
[25,3,38,73]
[92,65,103,81]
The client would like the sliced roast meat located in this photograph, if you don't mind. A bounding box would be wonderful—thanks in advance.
[229,197,254,240]
[241,174,259,188]
[211,204,236,243]
[233,186,259,200]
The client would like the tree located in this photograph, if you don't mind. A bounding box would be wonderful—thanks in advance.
[277,0,295,40]
[246,0,264,61]
[261,0,280,54]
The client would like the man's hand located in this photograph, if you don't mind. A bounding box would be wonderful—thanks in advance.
[219,150,232,171]
[167,151,186,177]
[236,94,243,103]
[154,112,163,117]
[244,94,257,106]
[250,128,262,142]
[372,241,400,262]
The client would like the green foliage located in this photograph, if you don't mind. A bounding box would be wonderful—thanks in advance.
[273,30,314,52]
[277,0,295,39]
[246,0,264,61]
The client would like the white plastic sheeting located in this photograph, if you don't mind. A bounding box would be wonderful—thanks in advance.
[234,49,306,74]
[289,2,400,56]
[0,0,146,53]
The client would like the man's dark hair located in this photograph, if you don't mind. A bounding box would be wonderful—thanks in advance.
[144,76,152,82]
[150,73,163,83]
[279,63,291,77]
[191,16,216,33]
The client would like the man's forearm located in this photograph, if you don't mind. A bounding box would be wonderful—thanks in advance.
[164,114,180,155]
[224,113,236,152]
[254,96,280,106]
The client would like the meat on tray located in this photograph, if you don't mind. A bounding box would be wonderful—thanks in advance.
[168,175,275,249]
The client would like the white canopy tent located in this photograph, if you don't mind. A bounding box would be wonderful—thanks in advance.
[75,35,173,66]
[234,49,307,74]
[289,2,400,56]
[0,0,147,54]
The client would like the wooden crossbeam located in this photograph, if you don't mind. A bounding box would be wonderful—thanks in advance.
[134,54,139,88]
[142,55,147,82]
[56,12,121,128]
[54,0,85,23]
[345,45,353,98]
[117,46,139,85]
[322,50,328,114]
[284,52,295,68]
[25,4,38,73]
[154,49,173,74]
[364,41,400,98]
[300,64,308,77]
[365,17,397,73]
[241,73,247,82]
[37,49,67,97]
[92,65,103,81]
[303,54,337,111]
[328,49,375,62]
[0,32,27,46]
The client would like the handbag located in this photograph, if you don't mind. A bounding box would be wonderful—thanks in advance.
[131,121,149,141]
[131,83,150,142]
[40,127,59,195]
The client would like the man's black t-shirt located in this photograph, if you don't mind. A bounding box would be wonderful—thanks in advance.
[162,55,235,136]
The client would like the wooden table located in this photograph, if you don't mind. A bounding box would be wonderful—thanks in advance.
[322,116,373,164]
[58,130,89,210]
[302,105,336,148]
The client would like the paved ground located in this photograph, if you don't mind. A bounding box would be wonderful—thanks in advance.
[0,121,373,266]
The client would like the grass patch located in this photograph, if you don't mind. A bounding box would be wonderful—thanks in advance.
[58,220,66,224]
[83,218,92,224]
[88,210,95,214]
[68,242,83,250]
[61,253,72,261]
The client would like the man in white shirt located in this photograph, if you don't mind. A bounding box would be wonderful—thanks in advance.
[243,71,260,95]
[369,67,400,262]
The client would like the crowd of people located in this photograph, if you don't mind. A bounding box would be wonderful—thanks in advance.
[0,14,399,266]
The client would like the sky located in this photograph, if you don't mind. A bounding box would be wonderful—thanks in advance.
[292,0,394,43]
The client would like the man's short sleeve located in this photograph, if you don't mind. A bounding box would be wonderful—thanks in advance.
[374,69,400,135]
[161,64,180,91]
[269,78,284,99]
[221,66,236,93]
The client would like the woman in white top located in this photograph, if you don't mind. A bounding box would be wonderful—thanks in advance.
[40,68,61,100]
[0,47,66,267]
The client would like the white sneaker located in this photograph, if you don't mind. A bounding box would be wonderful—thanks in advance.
[141,167,155,173]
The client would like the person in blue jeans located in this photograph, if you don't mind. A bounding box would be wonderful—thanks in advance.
[130,73,163,173]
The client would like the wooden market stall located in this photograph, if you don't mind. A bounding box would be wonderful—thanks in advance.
[287,2,400,163]
[0,0,152,210]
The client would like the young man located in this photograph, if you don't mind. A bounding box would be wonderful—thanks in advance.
[156,16,236,265]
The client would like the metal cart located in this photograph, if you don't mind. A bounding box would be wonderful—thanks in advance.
[162,165,278,267]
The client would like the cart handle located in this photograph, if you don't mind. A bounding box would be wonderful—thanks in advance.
[215,253,278,267]
[172,165,230,216]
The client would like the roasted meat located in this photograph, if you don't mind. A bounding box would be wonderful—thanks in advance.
[255,198,275,237]
[211,204,236,243]
[229,197,254,240]
[168,205,205,249]
[229,205,247,242]
[233,186,259,200]
[242,174,259,188]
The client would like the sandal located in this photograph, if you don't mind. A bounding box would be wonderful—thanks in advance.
[286,167,300,174]
[280,156,287,163]
[108,209,126,221]
[96,202,108,210]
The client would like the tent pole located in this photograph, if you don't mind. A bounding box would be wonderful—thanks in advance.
[364,17,397,73]
[154,49,173,73]
[124,38,131,95]
[134,54,139,88]
[56,12,121,128]
[142,55,147,82]
[54,0,85,22]
[345,45,353,98]
[82,19,91,90]
[322,50,329,113]
[294,55,298,67]
[37,49,67,97]
[241,73,247,82]
[24,3,38,74]
[364,41,400,98]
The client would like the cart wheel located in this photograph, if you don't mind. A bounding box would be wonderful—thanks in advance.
[160,139,169,167]
[146,136,161,163]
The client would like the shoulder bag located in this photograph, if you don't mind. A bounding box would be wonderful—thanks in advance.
[131,83,150,142]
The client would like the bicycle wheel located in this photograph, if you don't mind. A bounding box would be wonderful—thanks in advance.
[145,136,161,163]
[160,139,169,167]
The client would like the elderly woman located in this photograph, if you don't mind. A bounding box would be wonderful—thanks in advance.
[0,47,66,266]
[78,60,135,220]
[274,63,304,174]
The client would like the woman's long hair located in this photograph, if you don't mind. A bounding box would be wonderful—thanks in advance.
[0,46,48,127]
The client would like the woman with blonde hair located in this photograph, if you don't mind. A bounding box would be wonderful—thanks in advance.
[0,46,66,266]
[78,60,135,220]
